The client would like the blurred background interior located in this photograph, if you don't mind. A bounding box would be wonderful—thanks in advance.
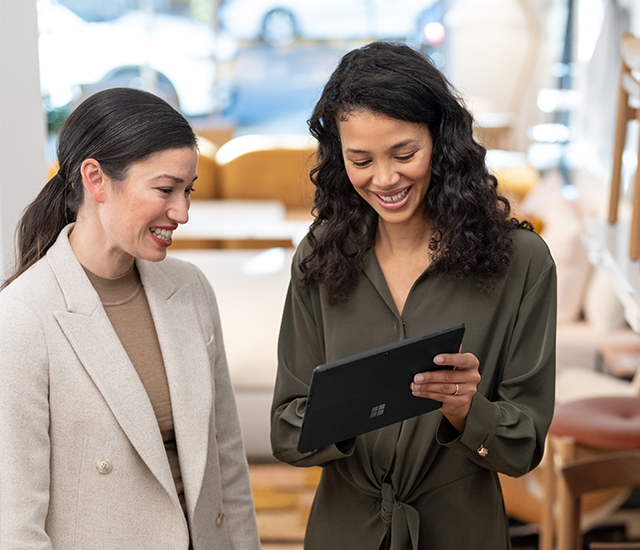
[3,0,640,548]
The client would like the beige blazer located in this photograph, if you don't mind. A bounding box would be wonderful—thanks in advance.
[0,226,260,550]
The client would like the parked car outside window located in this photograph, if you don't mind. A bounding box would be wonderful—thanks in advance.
[38,0,238,131]
[218,0,438,47]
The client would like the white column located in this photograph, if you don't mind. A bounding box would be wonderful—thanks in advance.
[0,0,47,280]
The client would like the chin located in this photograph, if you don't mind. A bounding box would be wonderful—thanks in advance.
[140,249,169,263]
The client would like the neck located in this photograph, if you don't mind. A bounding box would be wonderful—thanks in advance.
[69,213,134,279]
[376,216,433,255]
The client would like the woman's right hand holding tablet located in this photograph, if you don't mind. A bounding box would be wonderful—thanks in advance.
[410,352,482,434]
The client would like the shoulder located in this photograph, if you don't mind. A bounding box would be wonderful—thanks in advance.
[507,227,557,292]
[292,216,374,271]
[510,227,555,268]
[0,260,53,362]
[0,255,59,311]
[292,230,316,264]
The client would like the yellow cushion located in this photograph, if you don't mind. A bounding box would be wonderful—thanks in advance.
[494,164,539,202]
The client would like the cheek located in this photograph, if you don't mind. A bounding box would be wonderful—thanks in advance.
[344,166,367,191]
[407,157,432,182]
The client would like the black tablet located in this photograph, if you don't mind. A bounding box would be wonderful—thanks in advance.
[297,322,466,453]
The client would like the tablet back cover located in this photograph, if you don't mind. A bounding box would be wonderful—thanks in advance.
[297,322,465,453]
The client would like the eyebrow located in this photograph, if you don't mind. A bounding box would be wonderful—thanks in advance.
[345,138,421,155]
[152,174,198,183]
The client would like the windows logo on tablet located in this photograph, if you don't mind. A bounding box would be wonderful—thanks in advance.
[370,404,386,418]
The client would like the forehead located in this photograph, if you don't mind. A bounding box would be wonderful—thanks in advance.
[338,110,431,147]
[125,147,198,177]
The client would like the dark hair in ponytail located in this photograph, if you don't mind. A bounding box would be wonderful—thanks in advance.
[2,87,196,289]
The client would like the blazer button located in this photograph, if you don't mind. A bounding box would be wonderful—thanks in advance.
[216,512,225,526]
[96,458,113,474]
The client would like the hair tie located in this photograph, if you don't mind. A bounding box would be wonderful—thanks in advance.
[56,170,73,189]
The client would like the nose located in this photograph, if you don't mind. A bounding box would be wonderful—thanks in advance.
[372,160,400,189]
[168,195,190,225]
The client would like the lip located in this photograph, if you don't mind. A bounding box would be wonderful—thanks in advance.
[150,225,177,248]
[150,233,172,248]
[373,186,412,210]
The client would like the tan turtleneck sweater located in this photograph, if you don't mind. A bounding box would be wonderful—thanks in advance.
[83,265,187,515]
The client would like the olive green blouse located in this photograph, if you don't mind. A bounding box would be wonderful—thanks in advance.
[271,226,557,550]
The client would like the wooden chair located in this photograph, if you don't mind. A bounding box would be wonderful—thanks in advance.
[215,134,317,211]
[608,33,640,260]
[211,134,317,248]
[169,135,221,250]
[194,135,219,200]
[540,397,640,550]
[560,449,640,550]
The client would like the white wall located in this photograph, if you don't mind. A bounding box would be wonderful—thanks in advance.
[0,0,47,280]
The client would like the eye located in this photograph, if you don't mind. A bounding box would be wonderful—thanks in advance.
[158,188,173,195]
[396,152,417,162]
[351,159,372,168]
[186,187,195,195]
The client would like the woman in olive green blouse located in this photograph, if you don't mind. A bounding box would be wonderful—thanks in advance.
[271,42,556,550]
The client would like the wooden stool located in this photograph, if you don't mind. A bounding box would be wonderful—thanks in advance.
[608,34,640,260]
[561,450,640,550]
[540,397,640,550]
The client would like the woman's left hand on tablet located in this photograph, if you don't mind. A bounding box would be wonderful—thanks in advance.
[410,352,481,433]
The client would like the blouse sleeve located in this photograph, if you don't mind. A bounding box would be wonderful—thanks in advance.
[270,254,356,467]
[0,295,54,549]
[437,256,557,478]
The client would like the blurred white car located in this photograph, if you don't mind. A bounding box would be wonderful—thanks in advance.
[38,0,238,117]
[218,0,438,47]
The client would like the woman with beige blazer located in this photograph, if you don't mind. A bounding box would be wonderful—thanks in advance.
[0,88,260,550]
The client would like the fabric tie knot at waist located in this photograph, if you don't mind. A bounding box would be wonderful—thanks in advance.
[379,482,420,550]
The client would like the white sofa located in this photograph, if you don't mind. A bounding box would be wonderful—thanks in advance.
[170,247,291,460]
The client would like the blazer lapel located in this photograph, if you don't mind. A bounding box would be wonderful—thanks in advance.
[47,227,178,502]
[138,259,212,516]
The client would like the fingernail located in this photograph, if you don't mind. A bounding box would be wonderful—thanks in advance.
[434,356,444,364]
[415,374,424,383]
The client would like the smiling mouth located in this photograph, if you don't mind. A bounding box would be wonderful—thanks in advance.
[377,188,409,204]
[151,227,173,242]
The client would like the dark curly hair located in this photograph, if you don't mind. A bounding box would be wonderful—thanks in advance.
[301,41,530,304]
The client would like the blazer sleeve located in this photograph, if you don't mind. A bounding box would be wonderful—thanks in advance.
[192,267,260,549]
[0,295,53,549]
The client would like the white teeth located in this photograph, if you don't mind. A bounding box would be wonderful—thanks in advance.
[151,228,173,241]
[378,188,409,203]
